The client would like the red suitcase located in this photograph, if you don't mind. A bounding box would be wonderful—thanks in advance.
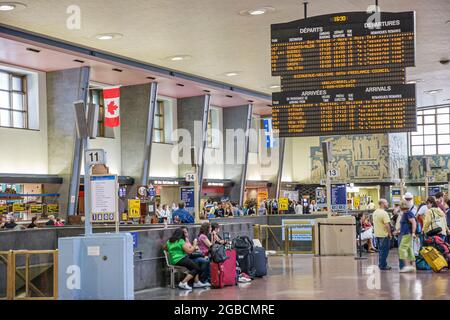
[210,262,225,288]
[223,249,237,286]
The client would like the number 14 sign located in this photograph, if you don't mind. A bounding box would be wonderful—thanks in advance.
[85,149,106,166]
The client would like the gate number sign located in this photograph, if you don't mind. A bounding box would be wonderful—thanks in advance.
[85,149,106,166]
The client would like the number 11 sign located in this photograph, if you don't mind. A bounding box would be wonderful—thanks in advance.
[85,149,106,166]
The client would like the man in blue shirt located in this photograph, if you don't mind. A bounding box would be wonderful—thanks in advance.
[172,202,194,224]
[398,200,417,273]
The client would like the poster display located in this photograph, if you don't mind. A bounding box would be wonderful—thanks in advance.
[331,184,347,212]
[282,219,315,241]
[90,175,118,223]
[180,187,195,211]
[315,188,326,209]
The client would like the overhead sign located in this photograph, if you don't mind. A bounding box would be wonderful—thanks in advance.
[90,175,118,223]
[271,11,416,137]
[278,197,289,211]
[0,205,8,215]
[30,204,43,214]
[428,186,441,197]
[85,149,106,166]
[185,173,196,182]
[128,199,141,219]
[47,204,59,214]
[12,203,26,212]
[331,184,347,212]
[391,188,402,204]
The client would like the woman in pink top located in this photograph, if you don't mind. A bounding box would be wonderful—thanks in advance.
[197,222,213,257]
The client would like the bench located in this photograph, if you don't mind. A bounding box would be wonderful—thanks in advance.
[163,250,189,289]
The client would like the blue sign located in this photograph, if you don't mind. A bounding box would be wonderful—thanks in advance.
[263,118,273,149]
[148,187,156,197]
[331,184,347,211]
[130,232,138,249]
[429,186,441,197]
[180,187,195,210]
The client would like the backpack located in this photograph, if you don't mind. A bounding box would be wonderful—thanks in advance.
[232,236,254,251]
[210,244,229,263]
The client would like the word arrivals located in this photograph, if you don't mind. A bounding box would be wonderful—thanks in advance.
[174,305,208,318]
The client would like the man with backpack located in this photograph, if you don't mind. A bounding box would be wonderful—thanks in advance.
[172,202,195,224]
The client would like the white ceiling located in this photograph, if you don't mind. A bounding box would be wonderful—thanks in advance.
[0,0,450,105]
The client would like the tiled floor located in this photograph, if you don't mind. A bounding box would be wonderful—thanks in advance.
[135,250,450,300]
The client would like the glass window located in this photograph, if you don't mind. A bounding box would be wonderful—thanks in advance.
[409,106,450,155]
[0,70,28,129]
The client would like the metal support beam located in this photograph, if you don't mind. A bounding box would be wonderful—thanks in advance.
[303,2,308,19]
[67,66,90,217]
[197,94,211,209]
[239,104,254,207]
[141,82,159,186]
[275,137,286,200]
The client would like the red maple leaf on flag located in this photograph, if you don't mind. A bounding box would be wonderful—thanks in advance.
[107,101,119,115]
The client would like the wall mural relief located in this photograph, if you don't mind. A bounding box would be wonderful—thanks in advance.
[310,134,396,183]
[409,155,450,182]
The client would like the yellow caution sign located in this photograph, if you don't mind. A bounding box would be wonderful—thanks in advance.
[278,197,289,211]
[353,197,360,208]
[128,199,141,218]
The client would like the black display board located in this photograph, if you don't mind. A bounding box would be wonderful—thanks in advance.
[271,11,417,137]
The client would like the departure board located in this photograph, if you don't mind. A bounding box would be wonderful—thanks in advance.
[270,11,417,137]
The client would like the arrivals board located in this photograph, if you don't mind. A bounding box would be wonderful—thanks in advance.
[272,84,416,136]
[270,11,417,138]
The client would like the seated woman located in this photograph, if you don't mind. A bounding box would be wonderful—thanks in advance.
[165,228,210,290]
[197,222,213,256]
[210,222,227,245]
[181,226,210,284]
[360,214,377,253]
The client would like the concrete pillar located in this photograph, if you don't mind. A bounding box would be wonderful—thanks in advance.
[46,68,90,217]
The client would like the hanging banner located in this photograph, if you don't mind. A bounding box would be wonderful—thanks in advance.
[104,86,121,128]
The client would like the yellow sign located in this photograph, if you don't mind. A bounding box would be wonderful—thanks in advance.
[128,199,141,218]
[279,198,289,211]
[414,196,422,206]
[0,205,7,215]
[13,203,26,212]
[122,213,128,221]
[30,204,43,214]
[47,204,59,214]
[257,189,269,208]
[353,197,360,209]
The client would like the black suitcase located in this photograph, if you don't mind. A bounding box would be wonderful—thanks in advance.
[233,236,256,277]
[252,246,267,277]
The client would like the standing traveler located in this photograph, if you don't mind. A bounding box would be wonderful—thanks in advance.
[155,203,163,223]
[172,202,195,224]
[160,204,171,224]
[4,217,18,230]
[367,200,375,210]
[398,200,417,273]
[404,192,418,216]
[373,199,392,270]
[295,201,303,214]
[258,202,267,216]
[27,216,38,229]
[434,192,446,213]
[46,215,56,226]
[423,196,449,240]
[309,200,318,213]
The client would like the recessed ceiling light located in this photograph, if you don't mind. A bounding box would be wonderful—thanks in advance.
[407,79,423,84]
[94,33,123,40]
[269,85,281,89]
[239,6,276,16]
[0,4,14,10]
[225,72,239,77]
[425,89,443,94]
[164,55,191,62]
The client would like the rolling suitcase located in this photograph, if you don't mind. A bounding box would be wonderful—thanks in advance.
[223,249,237,286]
[420,247,448,273]
[252,246,268,277]
[210,262,225,288]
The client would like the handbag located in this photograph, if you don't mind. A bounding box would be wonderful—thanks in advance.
[426,209,443,237]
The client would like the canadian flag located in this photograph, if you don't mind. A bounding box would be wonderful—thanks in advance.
[104,86,121,127]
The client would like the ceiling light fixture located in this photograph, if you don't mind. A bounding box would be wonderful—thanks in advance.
[164,55,191,62]
[225,72,239,77]
[425,89,443,94]
[94,33,123,41]
[407,79,423,84]
[239,6,276,17]
[269,85,280,89]
[0,4,14,10]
